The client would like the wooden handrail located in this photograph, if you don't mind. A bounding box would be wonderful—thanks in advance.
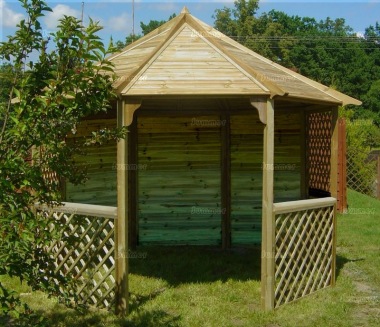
[35,202,117,219]
[273,197,336,215]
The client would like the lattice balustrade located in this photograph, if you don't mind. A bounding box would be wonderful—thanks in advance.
[306,111,332,193]
[273,199,336,308]
[37,203,117,309]
[346,150,377,198]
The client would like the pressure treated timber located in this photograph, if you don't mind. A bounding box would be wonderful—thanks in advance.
[65,117,117,206]
[261,98,275,311]
[337,118,347,212]
[300,110,307,199]
[109,8,361,105]
[128,119,138,249]
[123,100,142,126]
[306,108,333,196]
[115,100,128,316]
[330,107,339,199]
[35,202,116,309]
[250,96,268,124]
[221,113,231,249]
[230,112,264,245]
[137,112,222,245]
[272,197,336,214]
[35,202,117,218]
[273,198,336,307]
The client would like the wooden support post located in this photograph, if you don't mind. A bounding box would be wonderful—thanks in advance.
[300,110,307,199]
[115,99,141,315]
[261,98,275,311]
[337,118,347,212]
[115,99,129,315]
[221,113,231,249]
[330,107,339,287]
[128,118,138,249]
[330,107,339,199]
[331,202,337,287]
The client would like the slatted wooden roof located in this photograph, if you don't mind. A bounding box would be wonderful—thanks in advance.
[109,7,361,106]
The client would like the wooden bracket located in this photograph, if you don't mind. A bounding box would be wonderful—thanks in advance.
[123,99,142,126]
[250,97,268,125]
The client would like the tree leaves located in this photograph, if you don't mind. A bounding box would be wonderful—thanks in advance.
[213,3,380,125]
[0,0,116,323]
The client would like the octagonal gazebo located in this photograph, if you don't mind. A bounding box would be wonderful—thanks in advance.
[59,7,361,314]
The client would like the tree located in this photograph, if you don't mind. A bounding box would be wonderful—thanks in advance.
[213,0,259,42]
[113,33,141,50]
[213,3,380,129]
[0,0,121,323]
[113,14,176,51]
[140,13,176,35]
[0,63,19,105]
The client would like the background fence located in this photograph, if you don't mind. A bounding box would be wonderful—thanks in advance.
[346,147,379,199]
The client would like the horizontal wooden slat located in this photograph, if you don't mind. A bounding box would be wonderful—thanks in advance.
[35,202,117,218]
[138,114,222,245]
[273,197,336,214]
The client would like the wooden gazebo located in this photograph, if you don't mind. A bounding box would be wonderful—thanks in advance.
[57,7,361,314]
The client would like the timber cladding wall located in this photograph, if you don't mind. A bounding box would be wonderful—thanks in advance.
[230,110,301,245]
[137,115,223,245]
[137,102,302,246]
[65,118,117,206]
[65,100,302,246]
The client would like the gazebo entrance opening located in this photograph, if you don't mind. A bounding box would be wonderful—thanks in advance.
[131,98,302,248]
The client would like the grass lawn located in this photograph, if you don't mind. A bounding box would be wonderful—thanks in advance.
[1,189,379,326]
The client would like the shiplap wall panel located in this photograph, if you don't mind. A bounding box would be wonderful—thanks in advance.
[65,119,117,206]
[137,115,222,245]
[231,113,264,245]
[231,109,301,245]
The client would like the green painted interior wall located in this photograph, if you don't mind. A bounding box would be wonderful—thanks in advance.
[137,115,222,245]
[64,107,301,246]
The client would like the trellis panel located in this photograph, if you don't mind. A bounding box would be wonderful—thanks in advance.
[273,198,336,308]
[306,111,332,194]
[37,204,117,309]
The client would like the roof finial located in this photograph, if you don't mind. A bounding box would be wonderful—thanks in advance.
[181,6,190,14]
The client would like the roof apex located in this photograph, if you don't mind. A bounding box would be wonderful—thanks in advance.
[181,6,190,14]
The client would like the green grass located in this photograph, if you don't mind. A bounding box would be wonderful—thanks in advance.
[1,189,379,326]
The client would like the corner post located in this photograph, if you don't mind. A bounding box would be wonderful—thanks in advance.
[115,98,141,315]
[260,98,275,310]
[115,99,129,315]
[330,106,339,199]
[330,106,339,287]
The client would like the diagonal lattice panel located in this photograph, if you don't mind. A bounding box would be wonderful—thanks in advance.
[274,205,335,308]
[346,150,377,198]
[306,111,332,193]
[39,208,116,309]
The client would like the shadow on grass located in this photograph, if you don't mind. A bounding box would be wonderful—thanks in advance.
[32,246,259,326]
[129,245,261,286]
[336,254,365,278]
[41,307,180,327]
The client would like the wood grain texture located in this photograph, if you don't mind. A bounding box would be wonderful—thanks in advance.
[66,119,117,206]
[137,113,223,245]
[108,10,361,105]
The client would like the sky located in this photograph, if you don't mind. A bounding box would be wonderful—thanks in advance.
[1,0,380,45]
